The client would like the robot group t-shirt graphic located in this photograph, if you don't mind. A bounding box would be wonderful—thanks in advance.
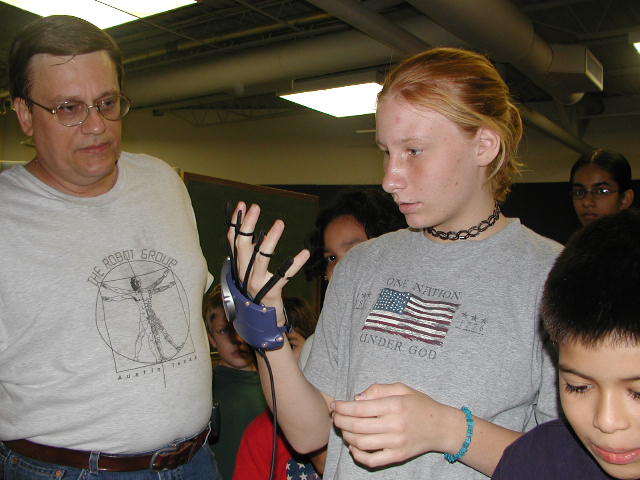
[89,248,196,374]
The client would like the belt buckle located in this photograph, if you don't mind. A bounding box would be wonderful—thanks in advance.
[149,444,178,471]
[149,427,208,471]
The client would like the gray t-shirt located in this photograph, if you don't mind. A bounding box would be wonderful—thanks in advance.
[0,152,213,453]
[305,221,562,479]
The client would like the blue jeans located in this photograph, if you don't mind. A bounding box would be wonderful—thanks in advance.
[0,442,221,480]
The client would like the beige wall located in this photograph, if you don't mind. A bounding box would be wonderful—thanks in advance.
[1,103,639,185]
[0,113,5,160]
[1,109,35,164]
[123,109,383,185]
[517,99,640,183]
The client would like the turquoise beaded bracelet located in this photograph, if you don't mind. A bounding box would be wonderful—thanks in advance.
[444,406,474,464]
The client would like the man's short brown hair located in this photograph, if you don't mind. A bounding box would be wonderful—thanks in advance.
[9,15,124,101]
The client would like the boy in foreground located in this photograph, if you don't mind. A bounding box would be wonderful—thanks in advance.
[493,209,640,479]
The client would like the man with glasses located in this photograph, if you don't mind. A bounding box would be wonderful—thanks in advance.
[0,15,221,480]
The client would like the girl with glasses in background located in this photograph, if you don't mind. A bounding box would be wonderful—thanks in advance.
[570,149,634,226]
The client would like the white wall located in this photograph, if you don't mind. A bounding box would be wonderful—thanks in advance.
[1,102,639,185]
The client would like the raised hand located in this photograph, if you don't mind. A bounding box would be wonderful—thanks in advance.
[226,201,310,317]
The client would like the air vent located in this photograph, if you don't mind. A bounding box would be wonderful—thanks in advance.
[549,44,604,92]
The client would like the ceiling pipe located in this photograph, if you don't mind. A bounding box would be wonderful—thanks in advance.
[0,2,587,155]
[407,0,584,105]
[305,0,591,153]
[124,15,452,107]
[519,105,591,155]
[0,14,453,105]
[306,0,426,55]
[0,12,336,103]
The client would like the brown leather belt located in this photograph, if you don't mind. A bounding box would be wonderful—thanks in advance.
[3,427,209,472]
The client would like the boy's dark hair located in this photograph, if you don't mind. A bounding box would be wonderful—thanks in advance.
[203,284,223,313]
[284,297,317,339]
[203,284,224,338]
[569,148,633,193]
[9,15,124,101]
[304,188,407,280]
[542,209,640,347]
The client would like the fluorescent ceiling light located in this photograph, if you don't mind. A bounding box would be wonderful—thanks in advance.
[629,30,640,54]
[280,82,382,117]
[2,0,195,29]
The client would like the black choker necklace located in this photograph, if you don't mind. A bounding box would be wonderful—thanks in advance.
[425,204,501,241]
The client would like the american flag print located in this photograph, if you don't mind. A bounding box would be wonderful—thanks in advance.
[286,459,321,480]
[363,288,460,346]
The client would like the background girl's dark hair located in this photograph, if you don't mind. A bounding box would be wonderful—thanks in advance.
[304,188,407,280]
[569,148,633,192]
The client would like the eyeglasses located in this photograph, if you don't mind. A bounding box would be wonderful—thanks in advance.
[27,95,131,127]
[570,186,619,200]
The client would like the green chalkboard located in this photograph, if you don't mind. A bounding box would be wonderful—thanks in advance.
[184,173,320,310]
